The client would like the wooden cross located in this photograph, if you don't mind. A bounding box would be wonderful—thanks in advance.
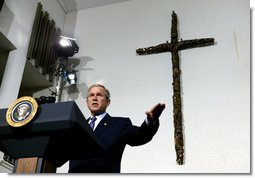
[136,11,215,165]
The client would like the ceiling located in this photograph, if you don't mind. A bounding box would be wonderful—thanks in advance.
[57,0,131,13]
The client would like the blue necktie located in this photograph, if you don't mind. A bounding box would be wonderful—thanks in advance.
[89,117,97,130]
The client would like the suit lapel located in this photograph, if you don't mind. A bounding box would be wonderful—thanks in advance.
[94,113,111,136]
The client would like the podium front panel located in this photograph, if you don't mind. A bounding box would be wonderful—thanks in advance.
[0,101,104,167]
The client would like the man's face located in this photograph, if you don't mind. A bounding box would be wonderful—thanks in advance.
[86,86,110,115]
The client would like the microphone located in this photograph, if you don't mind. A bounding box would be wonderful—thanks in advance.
[35,96,56,104]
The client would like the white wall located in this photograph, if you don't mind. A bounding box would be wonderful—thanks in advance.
[0,0,65,109]
[56,0,250,173]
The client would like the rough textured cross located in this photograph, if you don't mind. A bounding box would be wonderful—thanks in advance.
[136,11,215,165]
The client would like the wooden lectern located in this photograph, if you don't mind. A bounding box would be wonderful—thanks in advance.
[0,101,104,173]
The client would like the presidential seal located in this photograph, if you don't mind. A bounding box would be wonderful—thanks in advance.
[6,96,38,127]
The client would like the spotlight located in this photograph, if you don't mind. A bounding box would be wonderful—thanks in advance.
[54,36,79,59]
[63,70,77,85]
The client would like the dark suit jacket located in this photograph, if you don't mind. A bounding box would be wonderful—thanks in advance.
[69,113,159,173]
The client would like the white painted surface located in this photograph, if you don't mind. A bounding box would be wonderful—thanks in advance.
[57,0,250,173]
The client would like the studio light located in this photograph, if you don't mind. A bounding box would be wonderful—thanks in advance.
[63,70,77,85]
[53,36,80,102]
[55,36,79,59]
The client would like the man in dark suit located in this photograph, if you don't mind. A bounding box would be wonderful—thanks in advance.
[69,84,165,173]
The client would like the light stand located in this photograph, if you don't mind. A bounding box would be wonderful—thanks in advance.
[54,63,77,103]
[55,64,64,103]
[53,36,79,103]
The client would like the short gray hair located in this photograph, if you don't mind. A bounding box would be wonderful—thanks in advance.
[86,84,111,100]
